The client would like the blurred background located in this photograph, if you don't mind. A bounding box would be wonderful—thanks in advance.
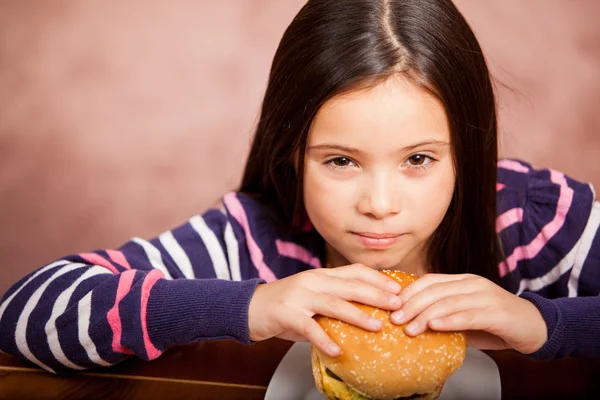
[1,0,599,296]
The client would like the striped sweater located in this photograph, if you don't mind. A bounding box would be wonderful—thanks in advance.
[1,159,599,373]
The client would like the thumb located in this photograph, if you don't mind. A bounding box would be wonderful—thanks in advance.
[277,331,309,342]
[466,331,509,350]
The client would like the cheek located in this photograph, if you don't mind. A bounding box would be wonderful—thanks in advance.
[430,169,455,229]
[410,165,455,235]
[303,164,353,227]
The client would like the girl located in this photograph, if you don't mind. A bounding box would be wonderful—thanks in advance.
[1,0,599,373]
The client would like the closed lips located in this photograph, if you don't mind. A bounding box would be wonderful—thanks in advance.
[353,232,401,238]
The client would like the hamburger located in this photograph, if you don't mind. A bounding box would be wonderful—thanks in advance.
[311,270,466,400]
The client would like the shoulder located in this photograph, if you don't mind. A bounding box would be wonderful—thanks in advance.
[496,159,596,285]
[221,191,325,274]
[497,159,595,222]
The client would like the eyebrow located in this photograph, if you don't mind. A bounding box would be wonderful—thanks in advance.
[307,140,450,154]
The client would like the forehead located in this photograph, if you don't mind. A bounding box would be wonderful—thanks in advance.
[308,76,449,149]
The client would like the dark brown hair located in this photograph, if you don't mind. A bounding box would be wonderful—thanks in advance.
[240,0,500,283]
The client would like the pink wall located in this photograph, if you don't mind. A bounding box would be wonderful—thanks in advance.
[1,1,599,295]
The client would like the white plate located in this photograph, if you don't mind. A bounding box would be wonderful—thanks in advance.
[266,342,501,400]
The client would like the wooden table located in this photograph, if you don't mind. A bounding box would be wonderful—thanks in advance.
[1,339,599,399]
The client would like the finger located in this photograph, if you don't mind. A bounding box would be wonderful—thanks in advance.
[392,278,482,325]
[326,263,402,294]
[402,293,488,336]
[397,273,469,305]
[427,309,496,334]
[290,314,342,357]
[276,331,308,342]
[313,293,385,332]
[318,275,402,311]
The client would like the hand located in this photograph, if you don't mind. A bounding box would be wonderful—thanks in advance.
[247,264,403,357]
[389,273,548,355]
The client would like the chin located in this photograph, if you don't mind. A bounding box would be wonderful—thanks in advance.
[311,270,466,400]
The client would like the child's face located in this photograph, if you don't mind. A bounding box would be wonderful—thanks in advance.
[303,76,455,274]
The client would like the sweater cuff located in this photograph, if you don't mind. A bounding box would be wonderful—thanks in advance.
[519,292,600,360]
[146,278,264,350]
[519,292,562,360]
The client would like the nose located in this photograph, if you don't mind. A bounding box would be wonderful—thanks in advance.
[356,171,401,219]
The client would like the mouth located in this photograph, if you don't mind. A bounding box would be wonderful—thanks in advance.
[351,232,403,249]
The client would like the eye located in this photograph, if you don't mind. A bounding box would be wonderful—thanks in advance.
[408,154,427,166]
[326,156,357,170]
[405,154,436,170]
[332,157,352,167]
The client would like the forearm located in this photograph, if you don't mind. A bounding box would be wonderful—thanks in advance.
[0,260,262,373]
[520,292,600,360]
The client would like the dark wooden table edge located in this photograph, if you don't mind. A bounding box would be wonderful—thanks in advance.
[0,364,268,391]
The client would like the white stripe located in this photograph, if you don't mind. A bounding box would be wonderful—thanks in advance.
[0,260,69,322]
[158,231,195,279]
[517,244,578,295]
[568,201,600,297]
[189,215,231,280]
[44,266,112,370]
[223,219,242,281]
[15,263,87,373]
[78,292,112,367]
[517,201,600,295]
[131,238,173,279]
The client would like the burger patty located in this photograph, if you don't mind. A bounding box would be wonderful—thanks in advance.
[325,368,422,400]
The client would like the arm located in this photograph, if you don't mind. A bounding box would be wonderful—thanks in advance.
[497,160,600,359]
[520,293,600,360]
[518,196,600,360]
[0,193,265,373]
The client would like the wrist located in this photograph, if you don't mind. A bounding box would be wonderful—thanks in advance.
[518,292,569,360]
[248,283,267,342]
[526,300,548,354]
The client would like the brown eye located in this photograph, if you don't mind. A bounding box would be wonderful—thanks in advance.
[408,155,426,166]
[332,157,352,167]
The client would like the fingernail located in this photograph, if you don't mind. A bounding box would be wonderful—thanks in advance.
[389,295,401,306]
[328,344,341,356]
[388,281,402,292]
[369,317,383,329]
[405,321,419,335]
[391,310,404,324]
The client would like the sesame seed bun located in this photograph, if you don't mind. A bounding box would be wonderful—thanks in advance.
[311,270,466,400]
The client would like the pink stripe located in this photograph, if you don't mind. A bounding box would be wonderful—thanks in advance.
[140,269,163,360]
[498,159,530,173]
[499,170,574,277]
[223,193,278,282]
[496,183,505,192]
[80,253,119,274]
[276,239,322,269]
[106,250,132,270]
[496,208,524,233]
[107,270,136,355]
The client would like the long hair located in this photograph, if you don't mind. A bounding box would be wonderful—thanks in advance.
[240,0,500,283]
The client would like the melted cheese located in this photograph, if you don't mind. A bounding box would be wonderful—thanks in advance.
[318,359,369,400]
